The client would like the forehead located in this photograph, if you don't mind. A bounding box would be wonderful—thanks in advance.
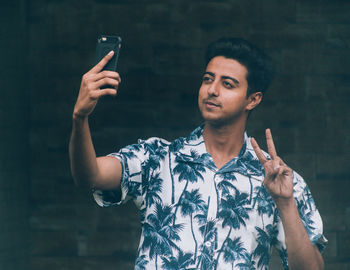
[206,56,248,82]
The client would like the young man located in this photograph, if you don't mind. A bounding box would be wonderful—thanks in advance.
[69,38,327,269]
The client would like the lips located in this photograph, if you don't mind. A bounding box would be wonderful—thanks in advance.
[204,99,221,108]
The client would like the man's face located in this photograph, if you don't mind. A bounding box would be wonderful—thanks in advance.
[198,56,250,126]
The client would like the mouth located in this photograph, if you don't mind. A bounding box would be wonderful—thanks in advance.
[204,99,221,108]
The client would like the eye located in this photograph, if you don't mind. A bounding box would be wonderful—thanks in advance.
[202,75,213,84]
[223,80,234,89]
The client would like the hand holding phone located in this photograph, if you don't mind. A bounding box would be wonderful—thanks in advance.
[95,35,122,72]
[73,36,122,118]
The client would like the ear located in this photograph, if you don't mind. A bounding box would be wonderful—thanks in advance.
[246,92,262,111]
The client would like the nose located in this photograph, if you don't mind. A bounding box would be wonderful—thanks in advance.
[207,80,219,96]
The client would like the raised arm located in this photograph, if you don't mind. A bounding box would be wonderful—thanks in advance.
[69,51,122,190]
[251,129,324,270]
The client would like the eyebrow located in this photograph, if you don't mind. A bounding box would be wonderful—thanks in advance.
[204,72,240,85]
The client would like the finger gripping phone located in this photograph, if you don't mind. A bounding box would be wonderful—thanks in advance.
[94,35,122,71]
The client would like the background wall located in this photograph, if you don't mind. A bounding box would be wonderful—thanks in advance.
[0,1,29,269]
[1,0,349,269]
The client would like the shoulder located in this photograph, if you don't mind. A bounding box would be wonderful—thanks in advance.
[141,137,172,158]
[118,127,201,158]
[138,137,171,149]
[111,137,170,163]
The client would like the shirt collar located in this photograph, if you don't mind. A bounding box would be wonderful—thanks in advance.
[174,125,265,177]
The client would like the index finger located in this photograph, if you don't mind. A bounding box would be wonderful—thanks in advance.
[266,129,278,159]
[89,50,114,74]
[251,137,268,165]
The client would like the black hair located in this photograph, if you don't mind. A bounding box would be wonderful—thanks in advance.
[205,37,275,96]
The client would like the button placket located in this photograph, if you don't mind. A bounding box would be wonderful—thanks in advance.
[206,172,219,221]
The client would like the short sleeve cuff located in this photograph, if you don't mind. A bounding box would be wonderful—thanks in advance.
[93,188,123,207]
[92,153,130,207]
[312,233,328,253]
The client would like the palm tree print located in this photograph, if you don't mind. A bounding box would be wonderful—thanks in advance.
[169,138,185,204]
[179,189,206,260]
[195,203,217,248]
[196,220,218,269]
[161,250,195,270]
[238,151,265,176]
[142,203,184,270]
[121,144,142,158]
[252,184,274,229]
[135,254,148,270]
[194,199,217,269]
[173,150,206,183]
[143,139,168,158]
[215,190,251,269]
[222,237,249,268]
[252,224,277,269]
[141,139,168,190]
[197,244,215,270]
[303,185,315,210]
[173,150,206,223]
[128,181,142,199]
[215,173,237,213]
[236,253,257,270]
[142,154,162,183]
[277,247,289,270]
[144,172,163,208]
[297,199,316,237]
[228,150,264,178]
[217,173,237,196]
[218,190,250,230]
[186,126,203,142]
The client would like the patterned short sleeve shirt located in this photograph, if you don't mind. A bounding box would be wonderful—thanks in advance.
[93,126,327,270]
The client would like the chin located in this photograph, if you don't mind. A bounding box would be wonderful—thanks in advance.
[202,115,228,126]
[202,113,245,128]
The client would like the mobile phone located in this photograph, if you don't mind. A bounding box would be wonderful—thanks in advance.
[94,35,122,71]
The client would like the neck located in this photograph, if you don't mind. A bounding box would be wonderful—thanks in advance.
[203,121,246,169]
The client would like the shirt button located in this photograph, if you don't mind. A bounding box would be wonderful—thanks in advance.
[205,241,211,247]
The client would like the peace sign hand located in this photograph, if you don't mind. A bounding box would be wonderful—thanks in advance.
[251,129,294,205]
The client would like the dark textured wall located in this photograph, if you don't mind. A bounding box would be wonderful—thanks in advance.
[1,0,349,269]
[0,1,30,269]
